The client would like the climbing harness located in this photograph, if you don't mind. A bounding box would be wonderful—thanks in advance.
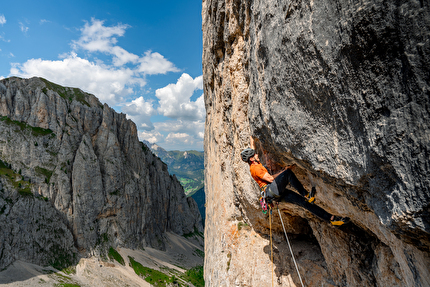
[267,204,305,287]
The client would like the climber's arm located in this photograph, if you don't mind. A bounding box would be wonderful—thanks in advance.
[271,164,296,179]
[261,172,274,183]
[250,136,255,150]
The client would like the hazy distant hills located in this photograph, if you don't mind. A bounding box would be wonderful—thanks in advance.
[144,141,204,196]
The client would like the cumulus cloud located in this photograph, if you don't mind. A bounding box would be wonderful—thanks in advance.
[143,118,204,150]
[139,130,164,144]
[138,51,180,75]
[72,18,140,67]
[156,73,204,121]
[123,96,156,130]
[74,18,128,52]
[130,73,205,150]
[154,119,204,137]
[0,15,6,25]
[10,52,144,105]
[10,18,181,107]
[72,18,178,72]
[164,132,204,150]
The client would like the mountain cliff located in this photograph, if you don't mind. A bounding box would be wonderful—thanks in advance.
[0,77,202,271]
[203,0,429,286]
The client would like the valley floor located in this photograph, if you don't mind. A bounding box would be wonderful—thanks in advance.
[0,232,204,287]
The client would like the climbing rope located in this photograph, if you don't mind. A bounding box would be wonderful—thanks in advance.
[269,207,274,287]
[277,208,305,287]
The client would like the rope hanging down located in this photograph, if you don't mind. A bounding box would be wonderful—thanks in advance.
[269,208,274,287]
[277,208,305,287]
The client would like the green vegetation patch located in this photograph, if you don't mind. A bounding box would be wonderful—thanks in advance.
[61,266,76,275]
[50,271,80,287]
[35,166,53,184]
[41,78,91,107]
[0,116,54,136]
[72,88,90,107]
[237,221,250,231]
[0,159,33,196]
[128,256,174,287]
[108,247,125,266]
[182,266,205,287]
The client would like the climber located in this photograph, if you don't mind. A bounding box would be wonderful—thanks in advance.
[241,137,349,226]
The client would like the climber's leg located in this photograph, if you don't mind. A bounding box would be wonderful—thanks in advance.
[280,191,332,222]
[275,169,315,202]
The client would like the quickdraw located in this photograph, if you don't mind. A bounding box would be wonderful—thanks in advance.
[259,196,268,214]
[259,185,274,214]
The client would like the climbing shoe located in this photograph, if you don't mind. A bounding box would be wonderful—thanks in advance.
[305,186,316,204]
[330,216,350,226]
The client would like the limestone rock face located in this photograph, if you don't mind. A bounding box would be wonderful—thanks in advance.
[0,77,202,270]
[203,0,429,286]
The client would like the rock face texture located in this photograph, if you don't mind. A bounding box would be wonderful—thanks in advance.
[0,77,202,270]
[203,0,429,286]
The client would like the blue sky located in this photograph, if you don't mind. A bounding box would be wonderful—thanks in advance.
[0,0,204,151]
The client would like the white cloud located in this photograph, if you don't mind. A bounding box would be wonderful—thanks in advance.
[19,22,29,34]
[154,119,204,138]
[142,119,204,150]
[123,96,156,130]
[9,18,182,108]
[10,52,145,105]
[9,52,14,58]
[156,73,204,121]
[0,15,6,25]
[138,51,180,75]
[164,132,203,150]
[73,18,139,67]
[40,19,50,25]
[71,18,178,73]
[131,73,205,150]
[74,18,128,52]
[139,130,164,144]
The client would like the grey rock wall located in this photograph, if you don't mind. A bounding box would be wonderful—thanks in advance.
[0,77,202,270]
[203,0,429,286]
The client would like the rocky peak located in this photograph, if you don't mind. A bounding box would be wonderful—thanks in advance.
[0,76,202,270]
[203,0,429,286]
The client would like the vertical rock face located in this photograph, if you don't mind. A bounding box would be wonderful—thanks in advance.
[203,0,429,286]
[0,77,202,270]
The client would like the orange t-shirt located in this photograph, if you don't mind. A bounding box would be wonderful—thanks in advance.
[250,162,269,188]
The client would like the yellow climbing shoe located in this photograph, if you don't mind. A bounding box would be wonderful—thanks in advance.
[305,186,316,204]
[331,216,350,226]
